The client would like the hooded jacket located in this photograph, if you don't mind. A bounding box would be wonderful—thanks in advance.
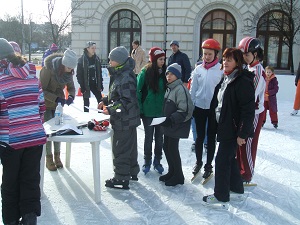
[39,53,76,110]
[0,62,47,149]
[162,79,194,138]
[102,57,140,130]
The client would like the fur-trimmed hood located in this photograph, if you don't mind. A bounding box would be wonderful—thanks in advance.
[44,53,64,71]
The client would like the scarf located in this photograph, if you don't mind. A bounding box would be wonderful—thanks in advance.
[203,58,219,70]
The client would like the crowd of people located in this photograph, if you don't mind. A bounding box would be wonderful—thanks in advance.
[0,34,296,223]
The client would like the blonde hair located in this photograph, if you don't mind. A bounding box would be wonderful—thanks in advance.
[265,65,274,73]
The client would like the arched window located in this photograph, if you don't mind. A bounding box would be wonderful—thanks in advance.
[108,10,141,56]
[200,10,236,57]
[257,10,289,69]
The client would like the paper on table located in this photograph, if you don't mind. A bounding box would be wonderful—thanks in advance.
[53,124,83,135]
[150,117,166,126]
[84,106,104,113]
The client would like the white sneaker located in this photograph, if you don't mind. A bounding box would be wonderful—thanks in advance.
[202,194,229,210]
[230,191,245,202]
[291,110,298,116]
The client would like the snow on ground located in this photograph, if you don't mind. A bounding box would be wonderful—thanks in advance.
[1,75,300,225]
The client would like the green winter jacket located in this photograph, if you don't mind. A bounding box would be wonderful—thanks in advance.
[137,68,166,117]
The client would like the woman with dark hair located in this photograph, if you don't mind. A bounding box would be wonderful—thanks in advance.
[137,47,167,175]
[0,38,47,225]
[203,48,255,209]
[76,41,103,112]
[40,49,77,171]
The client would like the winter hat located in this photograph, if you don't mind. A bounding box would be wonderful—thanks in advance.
[9,41,22,54]
[85,41,96,48]
[62,49,77,69]
[149,47,165,62]
[0,38,15,59]
[166,63,182,79]
[50,43,59,51]
[108,46,129,65]
[170,40,179,47]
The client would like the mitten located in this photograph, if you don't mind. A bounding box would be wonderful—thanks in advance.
[66,96,74,105]
[55,97,65,106]
[160,117,172,127]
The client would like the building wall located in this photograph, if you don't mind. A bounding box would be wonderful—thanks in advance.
[71,0,300,70]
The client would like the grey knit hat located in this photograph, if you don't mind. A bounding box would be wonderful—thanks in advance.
[0,38,15,59]
[109,46,129,65]
[170,40,179,47]
[166,63,182,79]
[62,49,77,69]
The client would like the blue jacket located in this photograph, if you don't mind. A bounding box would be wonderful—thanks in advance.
[168,50,191,83]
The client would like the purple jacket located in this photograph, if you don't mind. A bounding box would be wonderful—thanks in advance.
[266,76,279,112]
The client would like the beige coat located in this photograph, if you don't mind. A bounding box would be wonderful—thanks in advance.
[131,46,147,74]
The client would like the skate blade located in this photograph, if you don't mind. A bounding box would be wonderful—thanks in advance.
[243,183,257,187]
[191,172,201,182]
[201,173,213,185]
[105,184,130,190]
[202,201,229,210]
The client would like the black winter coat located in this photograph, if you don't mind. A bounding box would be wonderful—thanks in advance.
[216,69,255,142]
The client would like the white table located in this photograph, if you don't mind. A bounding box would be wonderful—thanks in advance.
[41,111,111,203]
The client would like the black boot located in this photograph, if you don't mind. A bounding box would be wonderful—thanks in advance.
[192,161,203,175]
[202,164,213,179]
[21,212,37,225]
[105,178,129,190]
[165,175,184,186]
[159,172,173,182]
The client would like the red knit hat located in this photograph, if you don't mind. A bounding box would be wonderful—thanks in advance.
[149,47,165,62]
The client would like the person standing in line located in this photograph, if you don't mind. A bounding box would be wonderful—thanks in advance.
[168,40,191,87]
[203,48,255,208]
[189,39,223,179]
[159,63,194,186]
[39,49,77,171]
[237,37,266,183]
[0,38,47,225]
[262,66,279,128]
[137,47,167,175]
[131,40,147,76]
[291,61,300,115]
[76,41,103,112]
[42,43,59,66]
[98,46,140,189]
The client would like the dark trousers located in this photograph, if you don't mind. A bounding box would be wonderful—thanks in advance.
[112,128,140,180]
[83,81,102,112]
[193,106,217,166]
[163,136,184,179]
[1,145,43,224]
[141,117,163,161]
[262,101,278,124]
[214,140,244,202]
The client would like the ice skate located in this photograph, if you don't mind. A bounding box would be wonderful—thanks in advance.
[291,110,298,116]
[142,159,151,175]
[201,164,213,185]
[242,178,257,187]
[230,191,245,202]
[202,194,229,210]
[153,158,164,174]
[273,123,278,129]
[105,178,129,190]
[191,143,195,152]
[191,162,202,182]
[131,175,138,181]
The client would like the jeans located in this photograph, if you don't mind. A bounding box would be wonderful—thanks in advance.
[142,117,163,161]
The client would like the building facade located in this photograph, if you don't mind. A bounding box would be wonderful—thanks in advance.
[71,0,300,71]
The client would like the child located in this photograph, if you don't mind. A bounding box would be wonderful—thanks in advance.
[263,66,279,128]
[0,38,47,224]
[98,46,140,189]
[159,63,194,186]
[137,47,166,174]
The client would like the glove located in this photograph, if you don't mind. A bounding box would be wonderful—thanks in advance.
[160,117,172,127]
[55,97,65,106]
[66,96,74,106]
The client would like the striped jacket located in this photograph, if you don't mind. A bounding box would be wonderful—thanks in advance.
[0,62,47,150]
